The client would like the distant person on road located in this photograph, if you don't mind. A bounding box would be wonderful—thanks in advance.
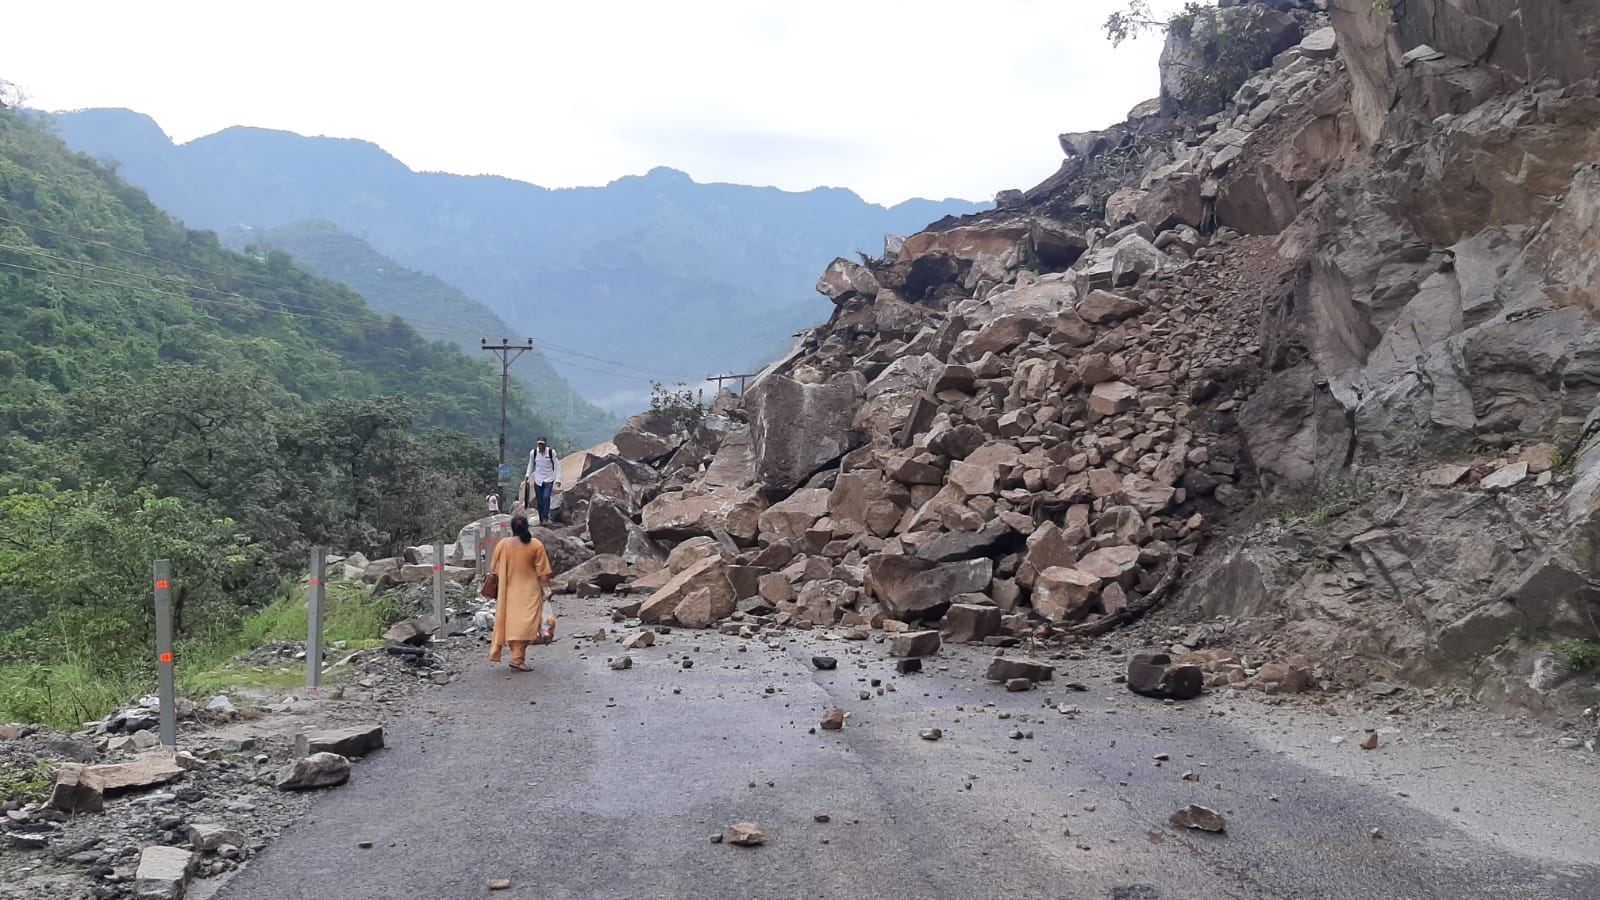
[486,491,501,514]
[526,437,561,525]
[488,514,553,672]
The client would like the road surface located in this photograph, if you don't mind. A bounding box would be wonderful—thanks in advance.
[215,600,1600,899]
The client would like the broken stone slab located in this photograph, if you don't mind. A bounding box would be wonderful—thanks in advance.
[187,823,243,852]
[985,657,1055,683]
[1089,381,1139,416]
[1075,289,1147,325]
[294,725,384,760]
[895,658,923,675]
[1299,25,1337,59]
[622,631,656,650]
[1480,461,1529,491]
[382,617,437,646]
[1127,653,1203,700]
[134,845,195,900]
[50,751,187,813]
[275,752,352,791]
[48,765,106,814]
[942,603,1002,643]
[1169,804,1227,833]
[889,630,942,658]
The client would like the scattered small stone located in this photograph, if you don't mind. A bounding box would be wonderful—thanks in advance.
[812,656,838,670]
[1360,732,1379,750]
[920,728,943,741]
[821,709,845,731]
[611,655,633,670]
[896,658,923,675]
[814,814,831,823]
[1169,804,1227,833]
[488,878,512,890]
[1006,678,1034,692]
[359,841,374,849]
[725,822,767,846]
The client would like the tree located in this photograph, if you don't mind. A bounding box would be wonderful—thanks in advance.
[1103,1,1277,114]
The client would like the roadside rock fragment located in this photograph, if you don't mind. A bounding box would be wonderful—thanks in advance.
[134,845,195,900]
[275,752,352,791]
[725,822,767,846]
[985,657,1055,683]
[1169,804,1227,833]
[890,630,942,657]
[821,708,845,730]
[1127,653,1202,700]
[295,724,384,759]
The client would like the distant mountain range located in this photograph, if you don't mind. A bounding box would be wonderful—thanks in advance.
[238,220,618,446]
[49,109,989,412]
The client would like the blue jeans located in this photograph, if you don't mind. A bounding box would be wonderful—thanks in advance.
[533,481,554,524]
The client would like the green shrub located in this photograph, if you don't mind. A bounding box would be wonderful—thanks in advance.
[1558,639,1600,672]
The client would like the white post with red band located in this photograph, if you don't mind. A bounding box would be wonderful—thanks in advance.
[433,540,446,639]
[153,560,176,747]
[307,546,325,690]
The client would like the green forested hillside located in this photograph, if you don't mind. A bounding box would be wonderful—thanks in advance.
[0,103,544,725]
[239,219,618,446]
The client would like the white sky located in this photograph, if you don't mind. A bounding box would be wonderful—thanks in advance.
[7,0,1184,206]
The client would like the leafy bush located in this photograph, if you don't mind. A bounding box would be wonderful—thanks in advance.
[1103,1,1281,114]
[649,380,705,428]
[1558,639,1600,672]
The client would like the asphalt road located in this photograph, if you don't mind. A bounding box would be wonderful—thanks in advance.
[215,600,1600,900]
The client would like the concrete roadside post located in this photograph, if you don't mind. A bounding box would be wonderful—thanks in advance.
[153,560,176,747]
[433,539,446,639]
[307,547,326,691]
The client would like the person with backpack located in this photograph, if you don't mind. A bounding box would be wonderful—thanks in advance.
[525,437,561,525]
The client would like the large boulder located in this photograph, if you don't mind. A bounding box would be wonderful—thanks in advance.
[1031,566,1101,621]
[757,488,832,542]
[640,486,767,545]
[1135,175,1205,233]
[827,471,911,539]
[612,412,684,463]
[746,374,862,495]
[816,257,881,303]
[865,555,993,622]
[638,556,736,626]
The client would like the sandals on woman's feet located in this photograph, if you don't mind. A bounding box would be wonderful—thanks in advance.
[508,661,532,672]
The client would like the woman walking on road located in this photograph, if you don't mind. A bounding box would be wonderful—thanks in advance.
[488,514,554,671]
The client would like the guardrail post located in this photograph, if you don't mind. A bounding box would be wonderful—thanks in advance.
[433,540,446,639]
[153,560,176,747]
[307,547,325,690]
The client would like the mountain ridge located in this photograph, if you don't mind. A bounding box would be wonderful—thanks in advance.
[48,108,990,411]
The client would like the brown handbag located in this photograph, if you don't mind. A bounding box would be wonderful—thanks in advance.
[480,572,499,599]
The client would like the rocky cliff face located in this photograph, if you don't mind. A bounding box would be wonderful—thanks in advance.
[555,0,1600,718]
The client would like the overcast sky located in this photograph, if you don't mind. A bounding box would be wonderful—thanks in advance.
[7,0,1184,206]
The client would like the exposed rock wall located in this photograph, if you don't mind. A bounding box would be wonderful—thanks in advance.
[561,0,1600,715]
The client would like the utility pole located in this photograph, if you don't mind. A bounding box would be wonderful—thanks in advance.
[481,338,535,482]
